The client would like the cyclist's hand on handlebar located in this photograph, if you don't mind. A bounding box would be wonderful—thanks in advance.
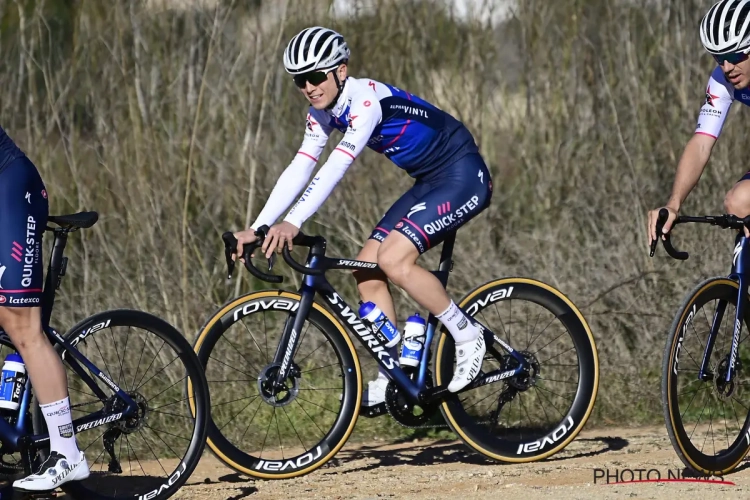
[232,228,258,262]
[262,222,300,259]
[648,206,678,246]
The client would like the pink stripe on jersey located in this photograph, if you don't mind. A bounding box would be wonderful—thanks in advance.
[334,147,356,160]
[375,226,390,234]
[297,151,318,162]
[380,120,411,151]
[695,131,717,139]
[0,289,43,293]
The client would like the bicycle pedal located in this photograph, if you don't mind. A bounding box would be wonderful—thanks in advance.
[360,402,387,418]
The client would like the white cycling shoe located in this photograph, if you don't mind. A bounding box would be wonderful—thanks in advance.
[447,333,486,393]
[13,450,90,492]
[362,374,390,406]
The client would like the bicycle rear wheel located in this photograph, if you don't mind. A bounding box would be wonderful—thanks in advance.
[190,291,362,479]
[32,309,209,500]
[434,278,599,462]
[663,277,750,475]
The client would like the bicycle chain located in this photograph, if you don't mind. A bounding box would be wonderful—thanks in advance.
[384,401,449,429]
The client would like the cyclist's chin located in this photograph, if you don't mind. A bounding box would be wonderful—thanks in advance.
[307,95,334,110]
[730,75,750,89]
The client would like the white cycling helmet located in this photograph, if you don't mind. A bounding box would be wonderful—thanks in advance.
[701,0,750,54]
[283,27,350,75]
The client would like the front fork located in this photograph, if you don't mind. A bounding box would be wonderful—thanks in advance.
[700,233,749,383]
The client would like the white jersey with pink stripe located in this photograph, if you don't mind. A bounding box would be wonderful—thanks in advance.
[250,76,477,230]
[696,66,750,139]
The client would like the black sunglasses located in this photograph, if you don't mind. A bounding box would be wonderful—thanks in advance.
[293,67,337,89]
[713,51,750,66]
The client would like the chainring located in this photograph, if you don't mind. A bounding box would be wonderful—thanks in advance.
[384,377,439,428]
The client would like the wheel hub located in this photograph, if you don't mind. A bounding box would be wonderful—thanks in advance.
[110,392,149,434]
[257,363,300,407]
[716,356,738,398]
[506,351,540,391]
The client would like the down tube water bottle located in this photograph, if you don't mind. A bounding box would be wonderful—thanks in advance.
[358,301,401,348]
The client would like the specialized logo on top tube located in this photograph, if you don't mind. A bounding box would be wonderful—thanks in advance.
[733,241,742,266]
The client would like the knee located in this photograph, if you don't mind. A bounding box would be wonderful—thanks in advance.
[725,188,750,217]
[377,248,411,287]
[0,309,42,352]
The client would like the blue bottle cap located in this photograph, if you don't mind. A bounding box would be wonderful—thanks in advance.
[406,313,426,326]
[5,353,22,364]
[358,301,376,317]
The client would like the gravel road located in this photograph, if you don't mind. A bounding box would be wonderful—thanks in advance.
[162,425,750,500]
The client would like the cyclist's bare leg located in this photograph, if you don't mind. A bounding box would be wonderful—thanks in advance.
[354,239,400,388]
[353,239,397,325]
[378,232,485,392]
[0,306,67,403]
[378,231,487,392]
[725,179,750,236]
[376,233,450,316]
[0,306,83,472]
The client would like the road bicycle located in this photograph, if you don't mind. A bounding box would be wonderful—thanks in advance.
[654,208,750,476]
[0,211,209,499]
[191,224,599,478]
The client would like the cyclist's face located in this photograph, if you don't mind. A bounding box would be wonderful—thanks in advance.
[296,64,347,110]
[720,57,750,89]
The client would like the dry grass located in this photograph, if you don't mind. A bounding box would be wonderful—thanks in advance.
[0,0,745,436]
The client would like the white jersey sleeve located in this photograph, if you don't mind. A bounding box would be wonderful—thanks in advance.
[250,112,332,230]
[696,66,734,139]
[283,88,383,228]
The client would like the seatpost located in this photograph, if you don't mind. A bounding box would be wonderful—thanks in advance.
[434,232,456,287]
[41,229,68,329]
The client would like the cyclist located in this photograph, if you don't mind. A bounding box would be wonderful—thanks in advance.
[0,127,89,490]
[649,0,750,242]
[232,26,493,406]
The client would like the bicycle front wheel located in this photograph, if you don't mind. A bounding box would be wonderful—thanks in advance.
[33,309,209,500]
[663,277,750,475]
[190,291,362,479]
[435,277,599,462]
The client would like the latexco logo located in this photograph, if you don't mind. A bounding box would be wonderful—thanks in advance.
[593,468,734,485]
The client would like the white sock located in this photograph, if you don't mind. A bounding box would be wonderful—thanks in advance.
[437,301,480,344]
[41,397,80,460]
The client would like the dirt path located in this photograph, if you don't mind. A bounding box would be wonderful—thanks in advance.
[161,425,750,500]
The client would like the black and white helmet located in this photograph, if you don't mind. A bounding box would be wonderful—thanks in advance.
[701,0,750,54]
[283,27,350,75]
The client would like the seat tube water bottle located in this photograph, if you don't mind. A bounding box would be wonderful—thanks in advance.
[358,301,401,348]
[0,352,26,412]
[399,313,427,367]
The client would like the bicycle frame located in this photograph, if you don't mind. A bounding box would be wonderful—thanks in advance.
[651,209,750,387]
[0,225,138,454]
[698,233,749,384]
[265,231,529,405]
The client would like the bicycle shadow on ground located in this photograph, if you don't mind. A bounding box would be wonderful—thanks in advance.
[327,435,628,475]
[186,474,259,499]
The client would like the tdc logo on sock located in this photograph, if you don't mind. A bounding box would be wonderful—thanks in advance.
[58,423,73,439]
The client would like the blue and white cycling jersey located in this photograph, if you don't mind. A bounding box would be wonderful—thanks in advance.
[695,65,750,139]
[251,77,480,230]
